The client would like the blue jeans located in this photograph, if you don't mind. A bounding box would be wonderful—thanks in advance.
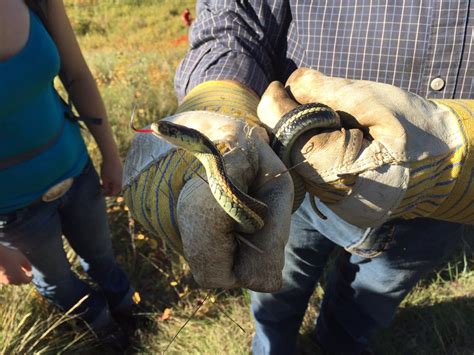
[0,160,133,328]
[251,195,464,354]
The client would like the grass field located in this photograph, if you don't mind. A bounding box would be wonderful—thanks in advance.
[1,1,473,354]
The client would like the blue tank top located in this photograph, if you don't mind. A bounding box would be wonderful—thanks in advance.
[0,9,88,213]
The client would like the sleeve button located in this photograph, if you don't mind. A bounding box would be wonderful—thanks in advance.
[430,77,445,91]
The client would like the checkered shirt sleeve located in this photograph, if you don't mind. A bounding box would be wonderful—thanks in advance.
[175,0,472,100]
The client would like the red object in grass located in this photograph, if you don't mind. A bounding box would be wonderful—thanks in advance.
[182,8,192,27]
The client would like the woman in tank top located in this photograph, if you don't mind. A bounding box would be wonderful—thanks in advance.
[0,0,138,349]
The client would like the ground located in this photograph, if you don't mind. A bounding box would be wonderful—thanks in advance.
[1,1,473,353]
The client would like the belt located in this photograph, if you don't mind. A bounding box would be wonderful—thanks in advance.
[0,178,74,226]
[41,177,74,202]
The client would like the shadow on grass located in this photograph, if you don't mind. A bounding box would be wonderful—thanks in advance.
[372,295,474,355]
[371,230,474,354]
[105,202,474,354]
[297,295,474,355]
[296,228,474,355]
[108,203,251,353]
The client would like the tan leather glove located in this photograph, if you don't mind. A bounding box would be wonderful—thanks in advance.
[258,68,474,227]
[124,81,293,292]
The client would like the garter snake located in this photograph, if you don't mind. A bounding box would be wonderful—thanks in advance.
[150,103,340,233]
[270,103,341,213]
[151,120,267,234]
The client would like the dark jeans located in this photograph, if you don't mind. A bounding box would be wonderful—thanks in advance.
[251,195,463,354]
[0,160,133,328]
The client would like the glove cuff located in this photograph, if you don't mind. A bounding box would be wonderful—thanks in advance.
[428,100,474,223]
[392,99,474,223]
[123,148,204,253]
[176,80,260,126]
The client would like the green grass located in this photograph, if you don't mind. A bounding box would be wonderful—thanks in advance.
[64,0,194,160]
[1,1,473,353]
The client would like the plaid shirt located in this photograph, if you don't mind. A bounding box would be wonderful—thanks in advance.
[175,0,472,100]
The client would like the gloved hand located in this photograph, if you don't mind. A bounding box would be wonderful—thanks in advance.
[124,81,293,292]
[258,68,474,227]
[0,245,32,285]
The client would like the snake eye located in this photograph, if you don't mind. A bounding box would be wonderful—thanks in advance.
[169,127,178,136]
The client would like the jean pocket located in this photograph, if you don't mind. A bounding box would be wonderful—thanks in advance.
[0,213,18,229]
[0,204,39,232]
[0,208,37,247]
[345,222,396,258]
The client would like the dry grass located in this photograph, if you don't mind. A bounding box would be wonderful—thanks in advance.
[1,1,473,354]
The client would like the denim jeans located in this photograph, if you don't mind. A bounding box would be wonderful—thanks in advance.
[251,195,464,354]
[0,160,133,328]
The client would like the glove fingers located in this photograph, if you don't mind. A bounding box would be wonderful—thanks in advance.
[177,139,293,292]
[172,112,293,292]
[257,81,299,129]
[233,175,290,292]
[285,68,409,159]
[256,74,376,156]
[290,128,365,183]
[286,68,401,132]
[177,177,239,289]
[235,142,294,292]
[286,68,355,109]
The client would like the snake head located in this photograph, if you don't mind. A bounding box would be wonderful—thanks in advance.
[151,121,181,138]
[151,120,215,154]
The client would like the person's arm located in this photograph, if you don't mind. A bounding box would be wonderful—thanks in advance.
[43,0,122,196]
[174,0,291,118]
[123,1,295,291]
[0,245,32,285]
[260,68,474,227]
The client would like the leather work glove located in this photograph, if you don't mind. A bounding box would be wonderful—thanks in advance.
[258,68,474,227]
[123,81,293,292]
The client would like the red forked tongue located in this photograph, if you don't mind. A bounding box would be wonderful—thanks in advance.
[129,106,154,133]
[133,128,153,133]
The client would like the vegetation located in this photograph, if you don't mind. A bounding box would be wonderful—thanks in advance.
[1,1,473,353]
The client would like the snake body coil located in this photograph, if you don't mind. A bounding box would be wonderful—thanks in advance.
[151,120,267,234]
[270,103,341,212]
[151,103,340,233]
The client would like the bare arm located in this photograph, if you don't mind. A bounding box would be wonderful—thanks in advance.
[44,0,122,195]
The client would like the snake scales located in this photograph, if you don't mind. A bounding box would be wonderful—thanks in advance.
[150,103,340,234]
